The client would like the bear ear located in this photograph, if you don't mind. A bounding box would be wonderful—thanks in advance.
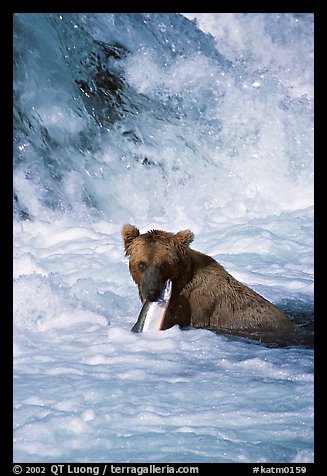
[122,224,140,255]
[174,229,194,248]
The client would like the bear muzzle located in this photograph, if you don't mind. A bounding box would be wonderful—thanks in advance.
[141,267,166,302]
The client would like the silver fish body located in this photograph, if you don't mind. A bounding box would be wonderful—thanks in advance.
[131,280,172,332]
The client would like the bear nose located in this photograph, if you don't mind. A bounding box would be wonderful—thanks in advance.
[146,289,159,301]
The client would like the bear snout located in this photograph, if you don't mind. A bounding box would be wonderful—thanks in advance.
[141,267,165,302]
[144,288,161,302]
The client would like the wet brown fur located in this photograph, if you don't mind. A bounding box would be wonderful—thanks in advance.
[122,224,294,332]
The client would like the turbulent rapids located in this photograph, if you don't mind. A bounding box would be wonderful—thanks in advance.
[13,13,313,463]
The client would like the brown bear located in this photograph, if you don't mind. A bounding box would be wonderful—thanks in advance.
[122,224,294,332]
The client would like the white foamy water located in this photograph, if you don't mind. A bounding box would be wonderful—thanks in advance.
[14,13,313,463]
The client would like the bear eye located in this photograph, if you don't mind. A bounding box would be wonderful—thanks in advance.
[138,261,147,273]
[159,261,168,271]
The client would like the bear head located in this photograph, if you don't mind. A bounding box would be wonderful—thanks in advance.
[122,224,194,302]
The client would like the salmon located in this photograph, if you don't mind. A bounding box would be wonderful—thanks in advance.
[131,280,172,332]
